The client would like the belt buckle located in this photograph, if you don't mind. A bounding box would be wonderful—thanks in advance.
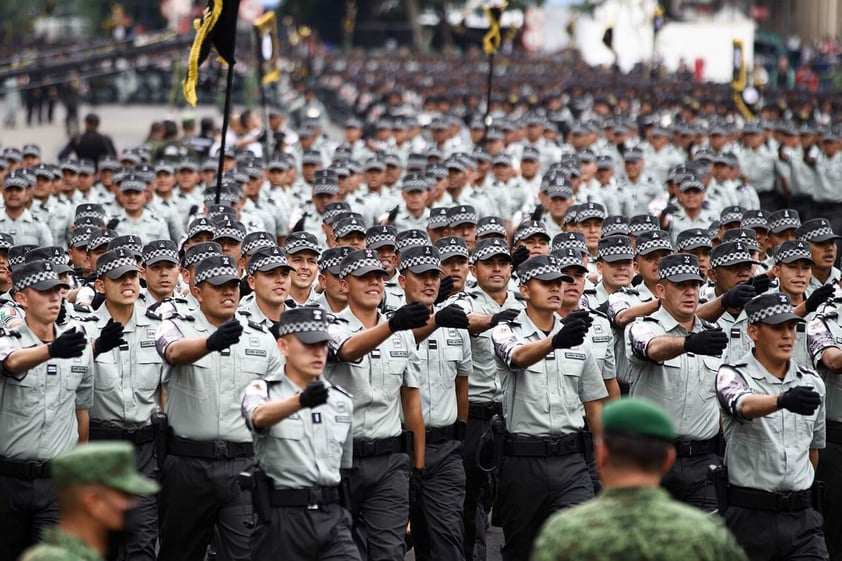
[777,492,792,511]
[308,488,322,510]
[29,460,47,478]
[545,439,560,456]
[214,441,229,459]
[685,441,694,456]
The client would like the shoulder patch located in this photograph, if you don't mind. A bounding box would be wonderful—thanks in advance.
[329,383,353,398]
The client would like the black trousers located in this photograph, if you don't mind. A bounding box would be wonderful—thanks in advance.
[346,452,410,561]
[0,475,58,561]
[818,440,842,561]
[461,417,493,561]
[725,506,828,561]
[496,454,593,561]
[661,452,720,512]
[251,503,360,561]
[410,439,466,561]
[157,455,254,561]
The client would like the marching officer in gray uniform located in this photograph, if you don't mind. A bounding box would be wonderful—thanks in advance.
[491,254,607,561]
[806,294,842,560]
[453,238,522,561]
[240,246,294,326]
[0,259,93,560]
[241,307,360,561]
[0,171,53,246]
[398,245,471,561]
[112,174,170,243]
[154,255,284,561]
[81,248,165,561]
[324,248,431,561]
[716,293,827,561]
[626,254,727,511]
[797,218,842,298]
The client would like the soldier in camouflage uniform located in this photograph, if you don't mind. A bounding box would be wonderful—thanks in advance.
[532,399,748,561]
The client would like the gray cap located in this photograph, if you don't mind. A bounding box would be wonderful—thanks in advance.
[797,218,842,243]
[447,205,478,227]
[658,253,704,283]
[598,235,634,262]
[248,246,293,275]
[768,209,801,234]
[427,208,450,230]
[24,246,73,274]
[477,216,507,239]
[284,232,321,255]
[774,240,813,264]
[194,255,239,285]
[745,293,803,325]
[334,216,367,240]
[395,229,430,252]
[470,238,511,265]
[12,260,70,292]
[517,255,572,285]
[435,236,470,262]
[721,228,759,252]
[366,225,397,250]
[96,248,141,280]
[213,217,246,243]
[183,242,223,268]
[635,230,674,256]
[188,217,216,239]
[676,228,713,251]
[399,245,443,274]
[514,220,550,244]
[552,232,587,253]
[602,215,630,237]
[142,240,179,265]
[554,247,588,272]
[339,249,388,279]
[241,231,276,257]
[629,215,660,236]
[710,241,761,268]
[319,246,355,275]
[108,234,144,257]
[271,306,331,344]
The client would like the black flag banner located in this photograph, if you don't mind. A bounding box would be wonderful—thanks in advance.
[183,0,242,106]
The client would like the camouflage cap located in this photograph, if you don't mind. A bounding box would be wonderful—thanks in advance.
[602,398,676,442]
[52,441,159,495]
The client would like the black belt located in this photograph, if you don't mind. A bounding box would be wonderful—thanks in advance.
[426,425,457,444]
[827,421,842,445]
[674,436,719,457]
[728,485,813,512]
[90,421,156,444]
[468,402,502,421]
[269,485,340,508]
[0,457,51,479]
[352,436,403,458]
[504,433,585,457]
[167,435,254,459]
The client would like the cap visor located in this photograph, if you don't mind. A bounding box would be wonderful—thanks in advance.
[203,274,240,286]
[637,247,672,256]
[778,256,814,265]
[600,254,635,263]
[254,263,294,274]
[758,312,805,325]
[477,250,512,262]
[295,331,332,344]
[103,264,141,280]
[532,271,565,281]
[54,264,74,274]
[404,264,444,275]
[144,255,179,265]
[809,234,842,242]
[349,264,388,277]
[664,273,704,283]
[286,245,320,255]
[29,279,70,291]
[109,473,160,496]
[561,264,589,274]
[680,242,712,250]
[367,241,396,251]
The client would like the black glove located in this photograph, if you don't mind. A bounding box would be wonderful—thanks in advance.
[435,305,469,329]
[562,309,594,329]
[206,319,244,352]
[387,205,400,223]
[663,201,680,216]
[299,380,329,409]
[631,273,643,287]
[388,302,432,332]
[490,309,520,327]
[721,284,756,310]
[291,216,306,233]
[511,245,530,269]
[530,205,544,222]
[48,328,87,359]
[683,329,728,356]
[56,299,68,326]
[777,386,822,415]
[435,276,455,305]
[806,283,836,314]
[409,467,425,509]
[749,273,772,294]
[91,291,106,310]
[95,318,126,355]
[188,204,199,217]
[551,319,588,349]
[106,218,120,230]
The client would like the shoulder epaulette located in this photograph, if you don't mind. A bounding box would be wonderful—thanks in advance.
[618,286,639,296]
[0,327,21,338]
[327,314,348,325]
[146,308,163,321]
[513,293,527,302]
[595,301,609,315]
[587,307,609,320]
[284,298,298,309]
[238,309,252,317]
[247,319,265,332]
[642,315,659,323]
[699,318,717,329]
[456,290,476,300]
[330,383,353,398]
[71,314,98,323]
[583,288,597,296]
[73,303,93,314]
[797,364,819,377]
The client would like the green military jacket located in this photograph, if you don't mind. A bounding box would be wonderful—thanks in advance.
[19,529,104,561]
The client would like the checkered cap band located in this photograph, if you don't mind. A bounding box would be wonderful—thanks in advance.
[142,241,179,263]
[313,179,339,195]
[323,203,351,222]
[770,212,800,232]
[436,237,470,260]
[285,235,321,255]
[204,188,240,204]
[335,219,366,239]
[248,252,290,275]
[598,236,634,259]
[577,204,606,222]
[602,221,630,236]
[195,256,238,284]
[402,175,428,191]
[8,245,36,268]
[447,208,478,227]
[799,224,837,242]
[13,261,60,291]
[109,235,143,254]
[555,248,586,270]
[340,250,384,278]
[120,179,146,192]
[553,234,587,253]
[470,239,508,264]
[242,232,275,255]
[514,223,549,243]
[518,256,562,284]
[399,246,442,271]
[677,233,712,250]
[319,247,353,272]
[629,219,659,235]
[658,255,701,280]
[721,210,743,224]
[477,218,507,237]
[636,233,674,255]
[428,209,450,229]
[0,233,13,250]
[775,241,812,263]
[710,243,754,268]
[97,250,138,278]
[395,230,430,252]
[188,218,215,238]
[741,215,769,230]
[4,174,28,189]
[183,243,223,268]
[88,230,114,251]
[302,150,323,164]
[214,222,246,242]
[746,294,796,324]
[275,308,329,338]
[25,247,67,267]
[366,227,397,248]
[75,204,105,220]
[70,227,93,248]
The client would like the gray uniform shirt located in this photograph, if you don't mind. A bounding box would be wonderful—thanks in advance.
[0,321,94,460]
[416,324,471,428]
[325,307,420,439]
[806,300,842,423]
[156,310,284,442]
[243,373,353,489]
[0,208,53,246]
[626,308,721,440]
[491,308,608,436]
[88,302,162,427]
[716,352,825,492]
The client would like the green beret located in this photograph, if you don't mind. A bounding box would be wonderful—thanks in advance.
[52,442,160,495]
[602,398,676,442]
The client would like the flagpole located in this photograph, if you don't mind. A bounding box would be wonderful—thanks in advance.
[216,62,235,205]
